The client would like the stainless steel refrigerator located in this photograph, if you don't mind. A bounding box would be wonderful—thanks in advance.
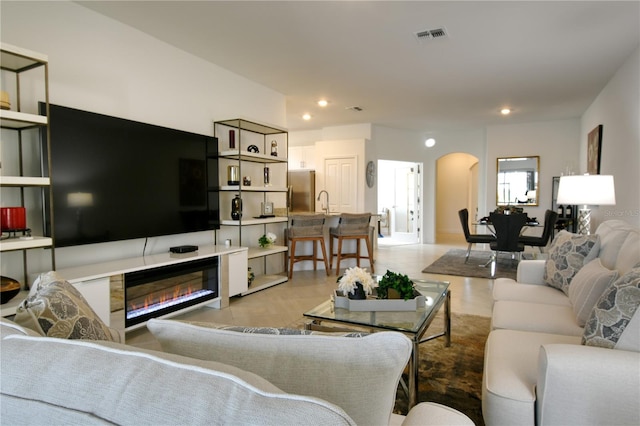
[288,170,315,213]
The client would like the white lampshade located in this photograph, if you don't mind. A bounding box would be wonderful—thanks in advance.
[557,175,616,206]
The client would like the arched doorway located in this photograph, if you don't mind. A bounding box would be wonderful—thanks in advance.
[435,152,479,244]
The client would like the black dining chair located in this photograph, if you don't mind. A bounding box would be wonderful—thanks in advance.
[488,212,527,277]
[458,208,496,263]
[519,209,559,253]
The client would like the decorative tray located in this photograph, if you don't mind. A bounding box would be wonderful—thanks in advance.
[333,290,425,312]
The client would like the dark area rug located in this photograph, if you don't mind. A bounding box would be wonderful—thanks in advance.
[394,313,490,426]
[422,249,532,280]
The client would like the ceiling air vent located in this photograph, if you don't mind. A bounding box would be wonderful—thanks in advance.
[414,27,448,43]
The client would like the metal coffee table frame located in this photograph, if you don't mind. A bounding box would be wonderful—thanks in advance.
[303,279,450,409]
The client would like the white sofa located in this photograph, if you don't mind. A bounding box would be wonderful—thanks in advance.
[1,274,473,425]
[483,220,640,426]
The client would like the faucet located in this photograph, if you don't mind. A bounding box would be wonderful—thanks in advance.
[317,190,330,214]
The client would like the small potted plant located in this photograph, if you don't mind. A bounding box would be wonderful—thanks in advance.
[258,232,277,248]
[337,266,377,300]
[247,267,255,286]
[376,270,417,301]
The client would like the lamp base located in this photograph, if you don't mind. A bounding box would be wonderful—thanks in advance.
[576,206,591,235]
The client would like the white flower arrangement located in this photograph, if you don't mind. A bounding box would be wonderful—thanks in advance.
[258,232,277,247]
[337,266,377,296]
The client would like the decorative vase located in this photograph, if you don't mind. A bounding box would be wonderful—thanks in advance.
[263,166,270,185]
[348,282,367,300]
[229,129,236,149]
[227,165,239,186]
[231,194,243,220]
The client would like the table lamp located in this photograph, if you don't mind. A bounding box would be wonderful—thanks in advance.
[556,174,616,235]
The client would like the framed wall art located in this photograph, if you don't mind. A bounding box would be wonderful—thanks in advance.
[587,124,603,175]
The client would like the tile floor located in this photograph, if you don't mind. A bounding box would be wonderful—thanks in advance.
[125,238,496,349]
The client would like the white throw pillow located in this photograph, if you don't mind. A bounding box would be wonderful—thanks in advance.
[543,231,600,295]
[568,258,619,326]
[147,318,411,426]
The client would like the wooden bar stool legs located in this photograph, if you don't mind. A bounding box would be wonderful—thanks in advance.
[287,214,329,279]
[329,213,375,275]
[329,233,375,275]
[288,236,329,279]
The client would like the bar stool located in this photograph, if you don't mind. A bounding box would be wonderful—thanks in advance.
[288,214,329,279]
[329,213,374,275]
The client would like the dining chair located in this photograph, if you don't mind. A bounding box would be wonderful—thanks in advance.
[488,212,527,277]
[458,208,496,263]
[329,213,374,274]
[519,209,559,253]
[288,214,329,279]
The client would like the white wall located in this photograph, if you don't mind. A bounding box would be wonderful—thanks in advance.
[486,119,581,221]
[1,1,286,275]
[580,46,640,229]
[291,42,640,242]
[297,124,489,243]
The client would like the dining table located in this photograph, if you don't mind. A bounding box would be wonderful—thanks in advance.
[473,212,540,276]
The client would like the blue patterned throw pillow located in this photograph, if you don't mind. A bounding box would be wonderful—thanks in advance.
[582,264,640,349]
[543,231,600,295]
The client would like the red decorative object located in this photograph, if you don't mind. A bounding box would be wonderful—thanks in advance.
[1,207,26,231]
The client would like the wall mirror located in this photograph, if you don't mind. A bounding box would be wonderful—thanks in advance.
[496,156,539,206]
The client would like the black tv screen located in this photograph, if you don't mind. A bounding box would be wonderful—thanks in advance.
[41,104,219,247]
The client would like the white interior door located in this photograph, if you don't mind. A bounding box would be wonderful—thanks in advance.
[392,165,419,242]
[377,160,420,244]
[325,157,357,213]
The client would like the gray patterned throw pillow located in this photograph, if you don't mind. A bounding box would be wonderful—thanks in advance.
[543,231,600,295]
[582,264,640,349]
[14,274,117,341]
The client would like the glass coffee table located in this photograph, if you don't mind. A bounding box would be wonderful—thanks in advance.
[303,278,450,409]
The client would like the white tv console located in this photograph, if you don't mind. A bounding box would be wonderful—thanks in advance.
[1,245,248,334]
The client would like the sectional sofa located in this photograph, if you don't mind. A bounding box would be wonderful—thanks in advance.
[1,273,473,425]
[483,220,640,425]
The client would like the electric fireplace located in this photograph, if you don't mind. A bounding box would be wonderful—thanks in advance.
[124,257,219,328]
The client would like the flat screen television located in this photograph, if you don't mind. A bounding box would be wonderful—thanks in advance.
[40,103,219,248]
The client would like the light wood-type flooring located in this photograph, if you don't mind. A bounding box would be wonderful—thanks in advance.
[126,238,495,349]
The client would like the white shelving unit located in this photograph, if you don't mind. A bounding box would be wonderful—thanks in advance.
[0,43,55,286]
[214,119,289,296]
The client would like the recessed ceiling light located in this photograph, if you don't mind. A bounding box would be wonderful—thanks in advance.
[317,99,328,107]
[302,113,311,120]
[500,108,511,115]
[425,138,436,148]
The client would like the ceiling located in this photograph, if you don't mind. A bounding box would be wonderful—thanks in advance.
[78,1,639,133]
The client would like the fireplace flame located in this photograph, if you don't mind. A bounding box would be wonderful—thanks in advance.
[129,284,195,313]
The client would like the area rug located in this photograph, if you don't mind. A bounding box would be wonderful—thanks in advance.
[394,312,490,426]
[421,249,532,280]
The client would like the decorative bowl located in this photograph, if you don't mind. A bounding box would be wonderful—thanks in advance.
[1,276,21,304]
